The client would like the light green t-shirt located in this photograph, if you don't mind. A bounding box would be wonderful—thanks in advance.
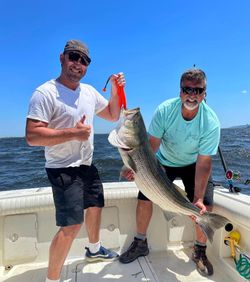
[148,97,220,167]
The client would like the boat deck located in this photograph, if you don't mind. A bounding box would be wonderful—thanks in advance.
[0,247,239,282]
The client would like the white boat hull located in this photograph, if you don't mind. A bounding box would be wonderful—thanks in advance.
[0,181,249,281]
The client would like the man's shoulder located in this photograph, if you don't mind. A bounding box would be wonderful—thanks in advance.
[201,102,220,122]
[157,97,180,112]
[200,102,220,130]
[79,83,104,103]
[79,83,96,91]
[36,79,56,94]
[79,83,100,95]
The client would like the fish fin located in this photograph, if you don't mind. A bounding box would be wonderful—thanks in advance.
[162,210,178,221]
[197,213,229,243]
[108,129,130,149]
[197,222,215,244]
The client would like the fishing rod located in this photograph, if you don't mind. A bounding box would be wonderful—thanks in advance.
[218,146,241,193]
[202,92,241,193]
[218,144,250,192]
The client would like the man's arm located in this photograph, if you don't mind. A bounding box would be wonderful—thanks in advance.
[193,154,212,213]
[25,116,91,147]
[97,73,125,121]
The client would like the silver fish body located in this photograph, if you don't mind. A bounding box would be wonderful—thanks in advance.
[108,108,229,243]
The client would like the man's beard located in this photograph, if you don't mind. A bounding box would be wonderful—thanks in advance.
[66,67,85,83]
[68,72,83,82]
[183,99,199,111]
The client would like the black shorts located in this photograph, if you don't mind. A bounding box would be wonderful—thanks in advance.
[138,162,214,206]
[46,164,104,227]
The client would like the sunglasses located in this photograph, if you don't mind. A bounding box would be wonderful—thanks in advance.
[66,52,91,66]
[181,86,205,95]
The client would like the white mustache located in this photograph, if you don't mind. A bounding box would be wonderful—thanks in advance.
[184,97,198,103]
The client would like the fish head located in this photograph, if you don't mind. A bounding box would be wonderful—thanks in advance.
[108,107,147,150]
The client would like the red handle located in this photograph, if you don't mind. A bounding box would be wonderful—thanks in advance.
[116,81,127,110]
[103,75,127,110]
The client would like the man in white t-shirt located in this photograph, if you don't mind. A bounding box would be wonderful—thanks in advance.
[26,39,126,282]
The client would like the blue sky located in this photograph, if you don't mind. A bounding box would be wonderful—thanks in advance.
[1,0,250,137]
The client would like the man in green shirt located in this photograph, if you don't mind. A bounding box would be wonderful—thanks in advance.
[119,68,220,277]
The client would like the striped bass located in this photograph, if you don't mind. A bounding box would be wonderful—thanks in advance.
[108,107,229,243]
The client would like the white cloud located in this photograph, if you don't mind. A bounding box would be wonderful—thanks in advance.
[241,90,248,94]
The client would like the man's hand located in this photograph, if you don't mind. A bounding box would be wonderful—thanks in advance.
[120,166,135,181]
[188,199,207,222]
[74,115,91,141]
[193,198,207,215]
[97,72,126,122]
[110,72,126,89]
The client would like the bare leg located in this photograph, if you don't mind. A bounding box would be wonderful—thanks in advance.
[193,205,214,276]
[136,200,153,235]
[47,224,82,280]
[85,207,102,243]
[195,205,213,243]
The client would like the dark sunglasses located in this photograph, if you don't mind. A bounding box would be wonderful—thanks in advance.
[181,86,205,95]
[66,52,91,66]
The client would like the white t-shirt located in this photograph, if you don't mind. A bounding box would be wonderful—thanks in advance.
[27,79,109,168]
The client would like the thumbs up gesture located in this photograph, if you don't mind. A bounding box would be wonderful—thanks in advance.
[74,115,91,141]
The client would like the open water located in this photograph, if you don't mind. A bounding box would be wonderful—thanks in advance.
[0,125,250,195]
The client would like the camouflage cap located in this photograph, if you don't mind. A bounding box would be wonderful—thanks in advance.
[63,39,91,61]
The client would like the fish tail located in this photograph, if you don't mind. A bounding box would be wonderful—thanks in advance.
[197,213,229,243]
